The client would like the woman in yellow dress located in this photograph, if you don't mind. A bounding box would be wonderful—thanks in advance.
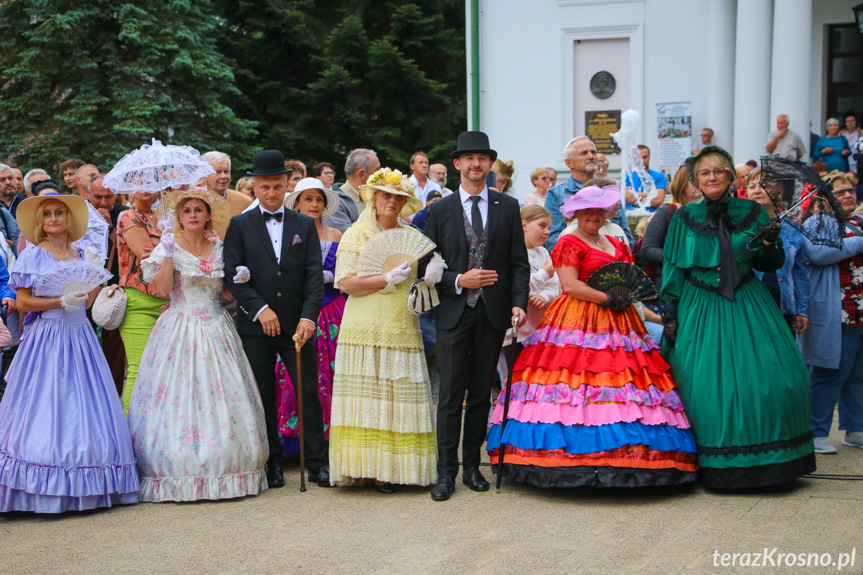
[328,168,437,493]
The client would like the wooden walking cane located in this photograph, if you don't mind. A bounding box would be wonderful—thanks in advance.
[496,314,521,493]
[292,333,307,493]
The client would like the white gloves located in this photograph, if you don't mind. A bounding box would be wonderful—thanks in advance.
[233,266,251,284]
[383,262,411,292]
[161,232,176,258]
[83,247,104,267]
[60,291,88,311]
[323,270,335,284]
[424,253,447,285]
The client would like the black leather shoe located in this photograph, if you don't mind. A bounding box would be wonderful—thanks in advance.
[371,481,397,494]
[430,476,455,501]
[462,468,490,492]
[266,461,285,488]
[308,466,334,488]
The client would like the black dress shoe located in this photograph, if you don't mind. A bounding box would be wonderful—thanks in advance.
[462,468,490,492]
[308,466,335,488]
[371,481,397,494]
[430,476,455,501]
[266,461,285,488]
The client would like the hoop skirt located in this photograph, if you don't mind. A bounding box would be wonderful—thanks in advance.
[128,243,268,501]
[487,235,698,488]
[0,247,139,512]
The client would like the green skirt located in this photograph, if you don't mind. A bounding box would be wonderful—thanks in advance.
[663,276,815,489]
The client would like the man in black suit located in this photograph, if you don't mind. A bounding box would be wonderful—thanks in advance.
[419,131,530,501]
[223,149,332,488]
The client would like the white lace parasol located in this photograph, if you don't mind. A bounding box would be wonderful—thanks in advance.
[103,138,215,195]
[612,109,656,215]
[72,202,109,260]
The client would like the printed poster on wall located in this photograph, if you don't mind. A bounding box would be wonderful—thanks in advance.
[656,102,692,172]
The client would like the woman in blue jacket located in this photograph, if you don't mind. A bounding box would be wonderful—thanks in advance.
[798,173,863,455]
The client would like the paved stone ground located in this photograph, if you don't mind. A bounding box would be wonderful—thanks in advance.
[1,423,862,575]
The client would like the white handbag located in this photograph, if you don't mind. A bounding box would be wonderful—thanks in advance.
[92,285,127,330]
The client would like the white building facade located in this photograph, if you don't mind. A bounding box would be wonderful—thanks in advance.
[467,0,862,196]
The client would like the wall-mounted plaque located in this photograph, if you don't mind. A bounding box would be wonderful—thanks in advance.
[585,110,621,155]
[589,71,616,100]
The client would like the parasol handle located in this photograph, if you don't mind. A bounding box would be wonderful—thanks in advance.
[746,186,822,252]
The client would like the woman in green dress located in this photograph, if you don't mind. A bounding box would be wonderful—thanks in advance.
[660,146,815,489]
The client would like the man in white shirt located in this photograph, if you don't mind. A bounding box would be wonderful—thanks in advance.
[409,152,442,205]
[224,149,331,490]
[429,163,454,197]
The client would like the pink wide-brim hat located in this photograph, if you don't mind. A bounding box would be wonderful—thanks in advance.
[560,185,621,220]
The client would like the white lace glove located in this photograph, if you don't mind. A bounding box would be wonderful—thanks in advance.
[424,253,447,285]
[161,232,176,258]
[323,270,335,284]
[233,266,251,284]
[383,262,411,292]
[60,291,88,311]
[83,246,104,267]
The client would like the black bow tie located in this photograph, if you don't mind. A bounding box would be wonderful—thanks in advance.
[262,211,283,222]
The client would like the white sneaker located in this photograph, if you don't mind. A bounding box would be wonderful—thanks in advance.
[842,432,863,449]
[814,437,838,454]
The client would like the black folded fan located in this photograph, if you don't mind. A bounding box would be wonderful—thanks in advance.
[585,262,657,303]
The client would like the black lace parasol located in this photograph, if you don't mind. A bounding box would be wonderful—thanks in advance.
[756,156,846,249]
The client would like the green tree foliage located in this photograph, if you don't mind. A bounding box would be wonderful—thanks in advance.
[215,0,466,175]
[0,0,257,174]
[0,1,466,180]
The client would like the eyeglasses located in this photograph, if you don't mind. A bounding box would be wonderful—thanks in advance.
[832,188,856,198]
[697,169,728,179]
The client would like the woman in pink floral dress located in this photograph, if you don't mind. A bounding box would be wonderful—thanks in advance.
[127,189,268,502]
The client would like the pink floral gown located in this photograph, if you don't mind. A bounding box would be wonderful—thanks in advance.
[128,241,268,502]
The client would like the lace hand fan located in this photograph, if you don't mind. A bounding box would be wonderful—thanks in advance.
[585,262,656,303]
[357,229,436,276]
[33,259,113,297]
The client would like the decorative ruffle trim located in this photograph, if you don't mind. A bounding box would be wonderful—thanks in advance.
[526,326,659,352]
[0,450,139,497]
[332,343,429,385]
[502,381,685,411]
[697,453,816,490]
[697,432,813,458]
[515,366,678,393]
[664,201,767,269]
[0,488,138,513]
[487,420,697,455]
[329,425,437,486]
[138,468,267,502]
[489,444,698,470]
[489,400,690,429]
[493,463,697,489]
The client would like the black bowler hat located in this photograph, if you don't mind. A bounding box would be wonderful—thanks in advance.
[246,149,293,177]
[450,131,498,162]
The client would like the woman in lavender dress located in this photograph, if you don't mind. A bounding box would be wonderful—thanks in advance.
[275,179,345,452]
[0,195,139,513]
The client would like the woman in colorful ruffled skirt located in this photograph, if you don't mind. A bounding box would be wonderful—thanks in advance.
[488,184,698,488]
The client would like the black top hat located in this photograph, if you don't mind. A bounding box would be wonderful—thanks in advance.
[450,131,498,162]
[246,149,293,177]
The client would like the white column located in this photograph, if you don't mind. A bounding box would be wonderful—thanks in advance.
[770,0,812,160]
[706,0,737,151]
[732,0,773,163]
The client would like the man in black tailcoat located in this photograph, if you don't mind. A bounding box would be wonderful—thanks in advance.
[419,131,530,501]
[224,149,332,488]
